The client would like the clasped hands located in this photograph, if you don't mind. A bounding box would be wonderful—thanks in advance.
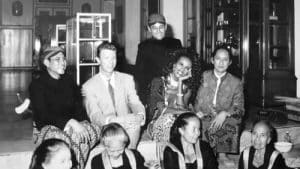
[196,110,230,132]
[64,119,89,143]
[145,160,161,169]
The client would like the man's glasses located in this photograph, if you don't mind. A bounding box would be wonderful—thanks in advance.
[150,25,165,32]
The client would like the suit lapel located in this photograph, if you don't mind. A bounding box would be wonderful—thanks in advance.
[95,74,112,106]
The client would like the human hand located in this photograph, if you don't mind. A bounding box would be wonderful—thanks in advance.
[196,111,205,119]
[110,115,124,124]
[145,160,160,169]
[178,69,192,82]
[67,119,89,142]
[209,111,229,132]
[126,114,144,125]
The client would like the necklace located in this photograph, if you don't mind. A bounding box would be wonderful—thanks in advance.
[165,75,179,90]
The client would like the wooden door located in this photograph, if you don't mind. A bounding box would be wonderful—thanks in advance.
[0,29,33,67]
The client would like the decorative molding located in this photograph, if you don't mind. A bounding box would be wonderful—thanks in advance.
[0,25,34,29]
[39,0,68,2]
[54,8,70,16]
[36,7,53,16]
[35,0,70,5]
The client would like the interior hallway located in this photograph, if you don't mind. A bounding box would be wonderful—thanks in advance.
[0,69,35,153]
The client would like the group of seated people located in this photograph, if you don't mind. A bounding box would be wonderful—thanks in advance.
[29,115,287,169]
[26,39,289,169]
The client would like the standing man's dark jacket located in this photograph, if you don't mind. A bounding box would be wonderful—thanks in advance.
[135,37,182,104]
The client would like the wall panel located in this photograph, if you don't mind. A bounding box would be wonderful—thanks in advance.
[1,0,33,25]
[0,29,32,67]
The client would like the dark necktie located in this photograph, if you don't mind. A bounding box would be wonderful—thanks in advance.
[108,79,116,109]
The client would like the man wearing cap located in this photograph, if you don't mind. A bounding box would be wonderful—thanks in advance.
[134,13,182,121]
[30,47,88,132]
[29,47,101,169]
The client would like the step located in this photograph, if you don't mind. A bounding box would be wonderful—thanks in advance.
[0,151,33,169]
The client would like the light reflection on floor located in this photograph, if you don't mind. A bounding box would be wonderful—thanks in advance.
[0,69,34,153]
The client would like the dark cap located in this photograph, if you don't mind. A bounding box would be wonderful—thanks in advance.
[41,47,65,61]
[148,13,166,26]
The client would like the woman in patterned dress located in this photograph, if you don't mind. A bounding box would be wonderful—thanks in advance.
[147,50,193,142]
[194,46,244,164]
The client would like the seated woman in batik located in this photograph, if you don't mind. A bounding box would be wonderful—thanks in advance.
[147,50,193,142]
[194,46,244,164]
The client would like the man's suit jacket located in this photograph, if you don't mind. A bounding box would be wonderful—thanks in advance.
[82,71,145,126]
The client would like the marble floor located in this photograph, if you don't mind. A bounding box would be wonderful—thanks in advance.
[0,69,35,153]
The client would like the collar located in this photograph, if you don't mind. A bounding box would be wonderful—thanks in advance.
[102,149,136,169]
[168,74,179,87]
[172,140,203,169]
[213,70,226,79]
[40,71,62,87]
[99,71,115,88]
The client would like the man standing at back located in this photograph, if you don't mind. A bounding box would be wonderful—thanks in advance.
[135,13,182,113]
[82,42,145,149]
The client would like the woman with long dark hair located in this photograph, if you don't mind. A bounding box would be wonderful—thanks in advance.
[147,49,194,142]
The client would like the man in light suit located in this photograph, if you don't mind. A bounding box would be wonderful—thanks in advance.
[82,42,145,149]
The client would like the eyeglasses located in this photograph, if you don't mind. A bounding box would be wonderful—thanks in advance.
[150,25,165,32]
[50,57,66,63]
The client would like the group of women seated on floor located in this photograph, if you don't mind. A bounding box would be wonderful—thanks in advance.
[29,114,287,169]
[27,45,289,169]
